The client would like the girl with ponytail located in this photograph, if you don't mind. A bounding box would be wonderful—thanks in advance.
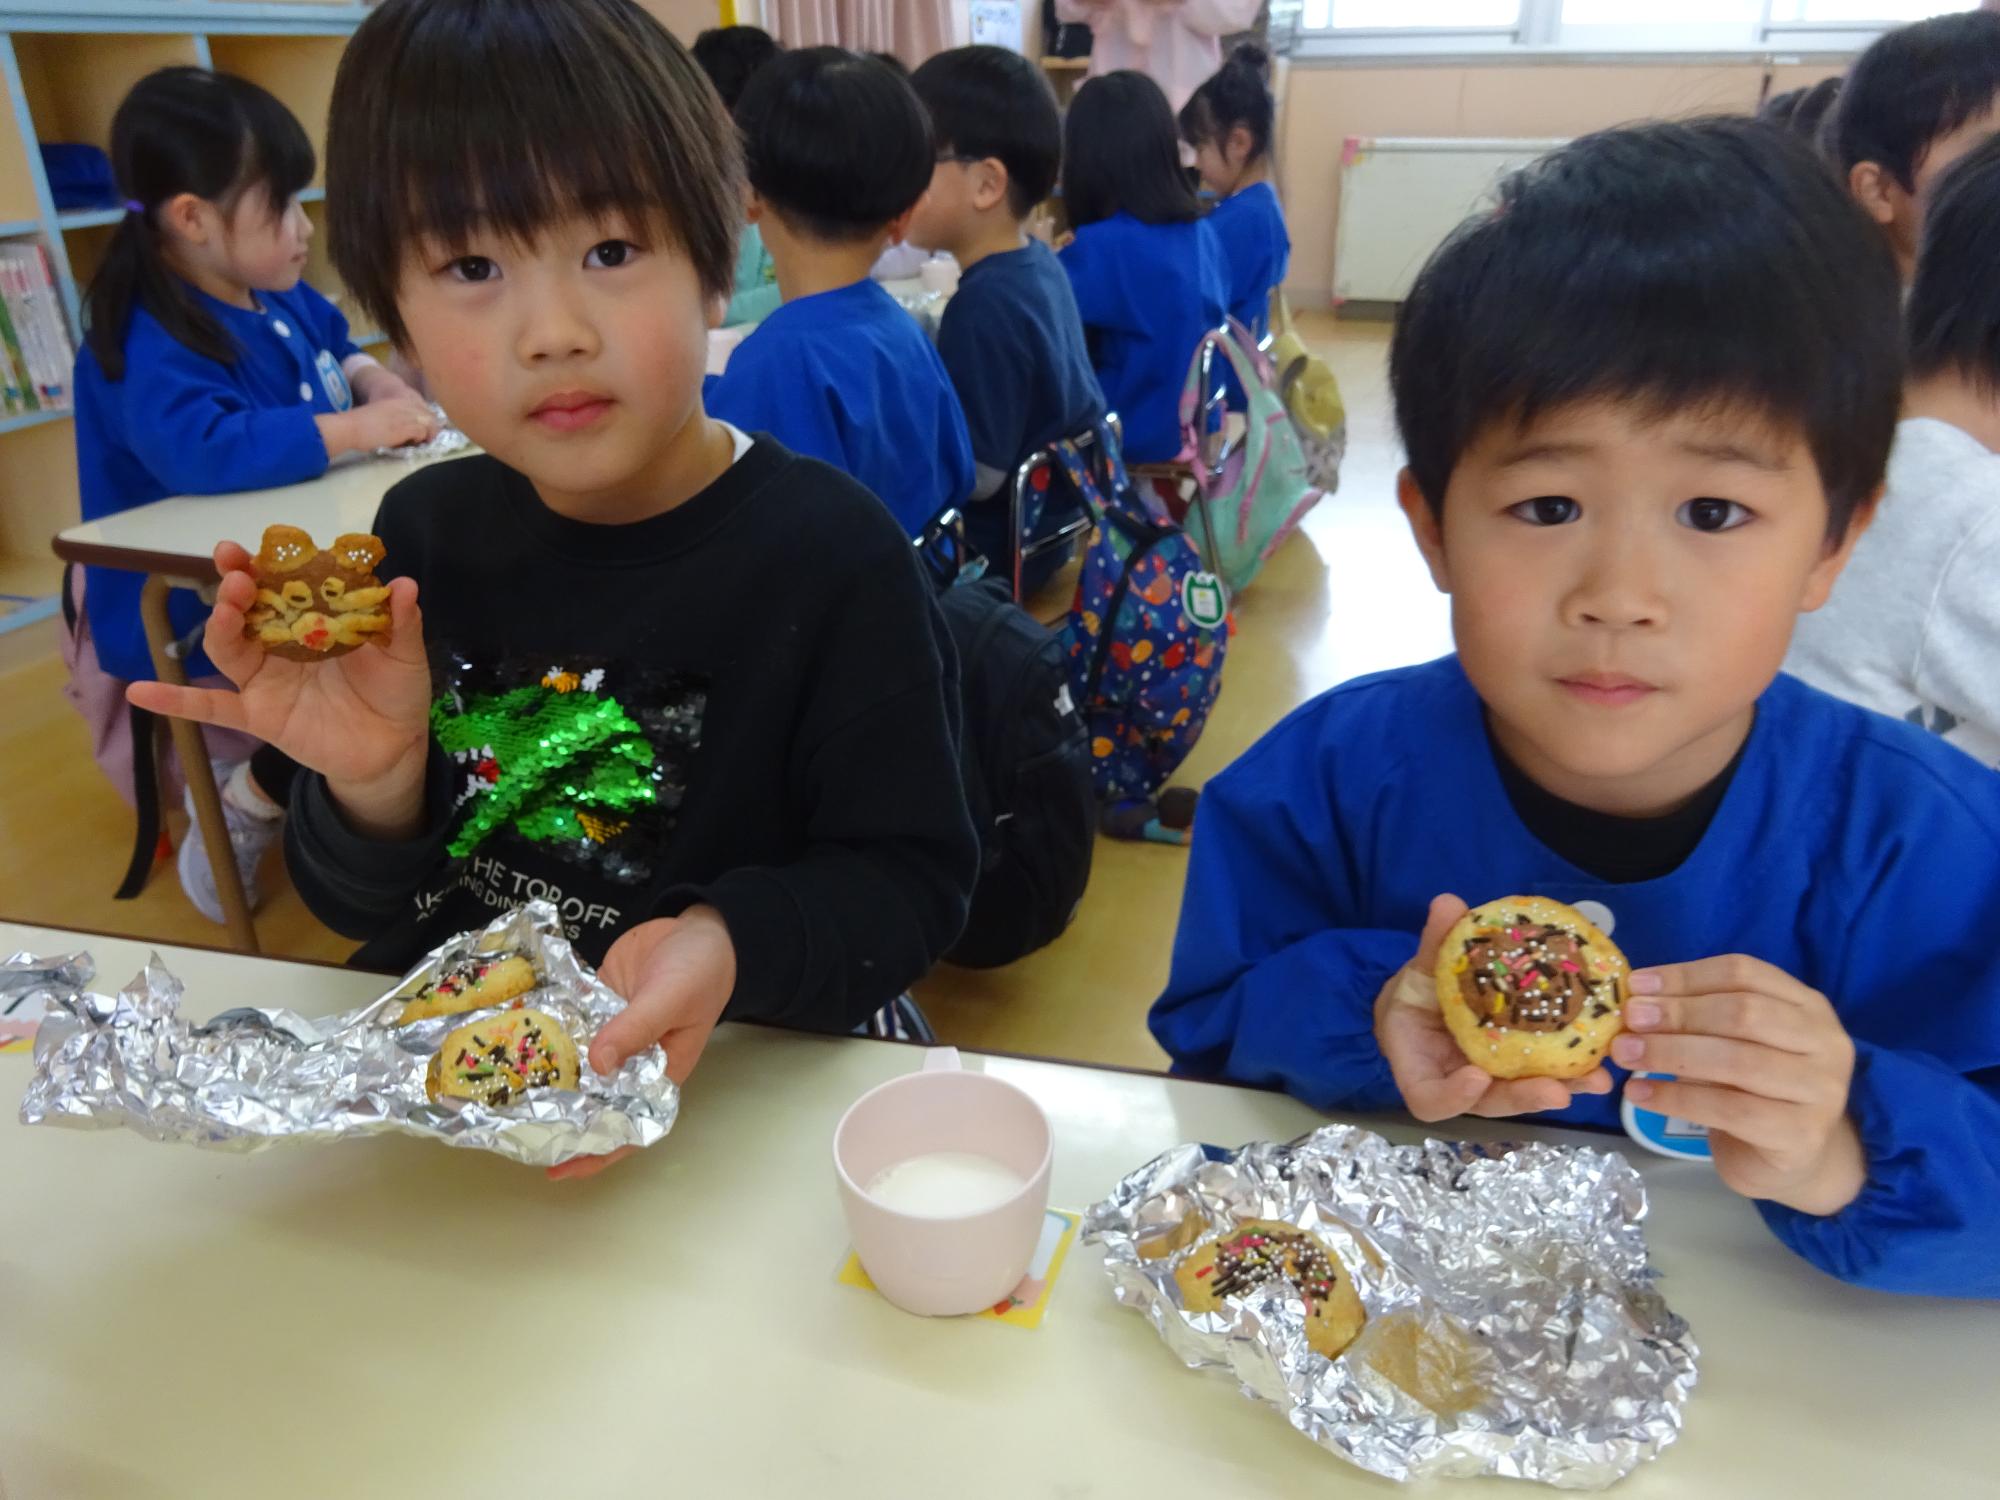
[1179,44,1289,339]
[71,66,436,925]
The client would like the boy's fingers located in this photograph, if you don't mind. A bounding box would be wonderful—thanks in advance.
[1410,893,1468,978]
[213,540,255,576]
[1625,990,1819,1053]
[1630,954,1820,1010]
[1566,1066,1614,1096]
[1402,1063,1491,1123]
[124,679,251,732]
[382,578,425,665]
[1467,1076,1573,1117]
[589,991,669,1077]
[1625,1077,1787,1147]
[1614,1033,1817,1103]
[546,1145,636,1182]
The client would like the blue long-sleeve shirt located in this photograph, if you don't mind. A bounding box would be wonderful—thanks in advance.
[704,279,973,539]
[1153,655,2000,1298]
[1207,181,1289,340]
[73,281,358,682]
[1059,213,1228,464]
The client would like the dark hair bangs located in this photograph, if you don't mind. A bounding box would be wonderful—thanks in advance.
[329,0,741,347]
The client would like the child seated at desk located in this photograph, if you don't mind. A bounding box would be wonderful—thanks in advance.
[129,0,979,1179]
[907,46,1105,592]
[1058,71,1227,466]
[71,66,435,926]
[704,48,974,538]
[1150,119,2000,1298]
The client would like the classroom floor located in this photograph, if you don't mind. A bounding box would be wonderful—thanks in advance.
[0,316,1451,1070]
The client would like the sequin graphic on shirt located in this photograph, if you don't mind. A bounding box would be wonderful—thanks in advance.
[431,652,707,883]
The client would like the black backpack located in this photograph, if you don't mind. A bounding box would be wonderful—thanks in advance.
[938,577,1096,969]
[1043,0,1093,58]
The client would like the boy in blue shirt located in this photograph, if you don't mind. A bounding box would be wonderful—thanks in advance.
[1152,119,2000,1298]
[705,48,974,539]
[907,46,1104,592]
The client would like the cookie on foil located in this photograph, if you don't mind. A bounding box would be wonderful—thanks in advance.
[425,1008,580,1108]
[241,524,392,661]
[1175,1218,1367,1361]
[395,953,538,1026]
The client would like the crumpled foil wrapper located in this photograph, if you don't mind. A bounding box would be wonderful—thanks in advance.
[378,403,470,461]
[1082,1125,1697,1489]
[16,902,675,1167]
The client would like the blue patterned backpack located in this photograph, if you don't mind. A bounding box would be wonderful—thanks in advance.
[1055,423,1229,802]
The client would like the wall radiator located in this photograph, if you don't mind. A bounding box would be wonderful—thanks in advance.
[1334,136,1567,304]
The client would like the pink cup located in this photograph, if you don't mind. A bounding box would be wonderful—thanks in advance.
[834,1048,1053,1317]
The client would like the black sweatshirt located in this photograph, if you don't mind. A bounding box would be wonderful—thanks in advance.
[284,439,978,1034]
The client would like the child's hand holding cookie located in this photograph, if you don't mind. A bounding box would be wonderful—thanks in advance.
[545,906,738,1182]
[126,538,434,838]
[1373,894,1614,1122]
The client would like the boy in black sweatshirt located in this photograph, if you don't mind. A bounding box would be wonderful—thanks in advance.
[129,0,978,1176]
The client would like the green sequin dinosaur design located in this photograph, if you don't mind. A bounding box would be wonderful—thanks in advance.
[433,681,658,858]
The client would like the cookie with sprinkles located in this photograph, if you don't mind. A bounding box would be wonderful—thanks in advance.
[1435,895,1629,1079]
[395,952,538,1026]
[424,1008,580,1108]
[1174,1219,1366,1361]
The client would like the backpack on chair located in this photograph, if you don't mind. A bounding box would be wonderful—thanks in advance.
[1056,422,1229,804]
[918,513,1096,969]
[1179,316,1324,596]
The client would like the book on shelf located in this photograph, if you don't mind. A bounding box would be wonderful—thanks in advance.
[0,286,32,416]
[0,244,74,413]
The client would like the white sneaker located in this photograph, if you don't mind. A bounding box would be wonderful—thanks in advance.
[176,770,282,925]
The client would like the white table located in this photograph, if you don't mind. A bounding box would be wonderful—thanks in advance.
[50,450,467,952]
[1,923,1990,1498]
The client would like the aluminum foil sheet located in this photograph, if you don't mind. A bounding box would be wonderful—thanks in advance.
[17,902,675,1167]
[1082,1125,1697,1489]
[378,403,470,461]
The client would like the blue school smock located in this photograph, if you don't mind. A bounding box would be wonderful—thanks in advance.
[703,279,974,539]
[934,240,1105,579]
[1058,212,1228,465]
[1152,655,2000,1298]
[1207,181,1290,339]
[73,280,358,682]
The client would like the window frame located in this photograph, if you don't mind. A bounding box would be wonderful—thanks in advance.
[1288,0,1963,60]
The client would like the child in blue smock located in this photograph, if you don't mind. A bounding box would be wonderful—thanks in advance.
[1153,119,2000,1300]
[690,25,783,327]
[1058,70,1228,465]
[72,67,435,924]
[1180,43,1289,341]
[704,49,972,538]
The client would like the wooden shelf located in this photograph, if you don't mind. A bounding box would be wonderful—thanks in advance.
[56,206,123,229]
[0,406,69,436]
[208,32,345,186]
[13,32,204,152]
[1040,56,1090,70]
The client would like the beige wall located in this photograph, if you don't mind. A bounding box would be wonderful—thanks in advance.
[1276,60,1843,307]
[638,0,722,42]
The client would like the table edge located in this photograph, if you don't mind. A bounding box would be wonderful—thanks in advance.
[50,532,221,583]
